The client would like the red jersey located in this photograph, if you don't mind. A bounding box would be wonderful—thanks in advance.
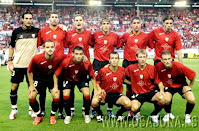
[125,64,161,94]
[66,29,93,59]
[93,31,121,61]
[37,27,66,55]
[55,56,95,82]
[28,53,65,79]
[148,27,182,61]
[96,66,125,93]
[156,61,196,88]
[120,32,149,61]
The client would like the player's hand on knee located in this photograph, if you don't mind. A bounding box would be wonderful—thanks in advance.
[7,61,14,72]
[183,86,191,94]
[28,86,37,98]
[159,90,166,97]
[51,88,60,98]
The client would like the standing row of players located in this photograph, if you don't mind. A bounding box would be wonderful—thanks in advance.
[7,11,196,125]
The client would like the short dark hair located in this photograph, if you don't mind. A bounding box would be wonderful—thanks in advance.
[136,49,147,57]
[161,50,171,58]
[44,40,55,46]
[101,18,110,24]
[49,12,58,18]
[163,15,174,22]
[73,46,84,52]
[109,52,119,59]
[74,14,83,20]
[22,11,32,19]
[131,16,141,23]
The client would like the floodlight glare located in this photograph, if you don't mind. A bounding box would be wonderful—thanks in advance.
[89,0,101,6]
[175,1,186,6]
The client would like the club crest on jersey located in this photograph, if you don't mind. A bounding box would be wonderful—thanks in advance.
[104,40,108,44]
[140,74,143,79]
[168,74,171,78]
[113,77,117,82]
[48,65,52,69]
[134,39,138,43]
[53,35,57,39]
[32,34,35,38]
[78,37,82,42]
[19,35,23,39]
[165,37,169,42]
[75,70,79,74]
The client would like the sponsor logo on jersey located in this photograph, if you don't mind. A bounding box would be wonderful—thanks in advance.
[159,33,165,35]
[40,61,47,65]
[134,69,139,72]
[161,69,166,72]
[72,33,77,37]
[98,35,103,38]
[46,30,51,34]
[106,72,112,76]
[68,64,75,68]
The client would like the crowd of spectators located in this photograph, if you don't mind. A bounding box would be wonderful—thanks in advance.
[0,6,199,50]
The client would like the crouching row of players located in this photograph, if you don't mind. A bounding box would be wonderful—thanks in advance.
[28,40,196,125]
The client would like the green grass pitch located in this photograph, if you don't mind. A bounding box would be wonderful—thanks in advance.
[0,59,199,131]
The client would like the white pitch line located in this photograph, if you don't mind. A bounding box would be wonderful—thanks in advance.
[196,79,199,82]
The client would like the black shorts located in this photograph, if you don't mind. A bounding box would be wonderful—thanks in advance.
[11,68,29,85]
[131,90,158,104]
[58,74,64,90]
[122,59,138,68]
[93,59,109,75]
[164,86,188,98]
[104,92,123,106]
[63,80,89,90]
[33,77,54,94]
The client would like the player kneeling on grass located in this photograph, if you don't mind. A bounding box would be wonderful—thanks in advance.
[54,46,97,124]
[28,40,65,125]
[155,50,196,124]
[91,52,132,122]
[125,49,166,124]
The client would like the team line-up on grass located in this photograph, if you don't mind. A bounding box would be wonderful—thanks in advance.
[7,11,196,125]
